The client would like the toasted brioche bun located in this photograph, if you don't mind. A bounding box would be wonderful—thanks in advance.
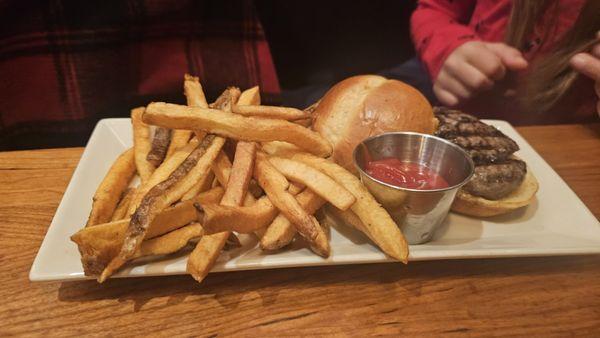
[451,167,539,217]
[313,75,437,171]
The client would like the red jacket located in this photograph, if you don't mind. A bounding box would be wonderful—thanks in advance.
[411,0,596,125]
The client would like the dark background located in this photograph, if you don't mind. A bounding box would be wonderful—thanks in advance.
[257,1,416,91]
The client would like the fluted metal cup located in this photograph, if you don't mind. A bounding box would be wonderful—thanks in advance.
[353,132,474,244]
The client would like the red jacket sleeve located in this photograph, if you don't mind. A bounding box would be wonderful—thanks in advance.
[411,0,478,80]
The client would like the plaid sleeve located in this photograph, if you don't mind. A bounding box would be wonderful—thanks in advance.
[0,0,280,150]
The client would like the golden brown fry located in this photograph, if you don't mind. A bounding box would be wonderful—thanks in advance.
[254,152,327,250]
[211,151,232,186]
[181,170,215,201]
[294,118,312,127]
[183,74,208,108]
[165,74,209,157]
[187,140,256,282]
[200,196,277,234]
[147,127,171,166]
[71,186,223,276]
[323,204,370,237]
[209,87,241,112]
[131,107,155,182]
[143,102,332,157]
[287,153,409,263]
[261,140,303,157]
[260,188,326,252]
[186,231,229,281]
[232,105,309,120]
[133,223,204,259]
[149,186,223,238]
[238,86,260,105]
[128,137,201,215]
[99,135,225,282]
[111,187,136,221]
[268,156,355,210]
[166,130,193,159]
[221,142,256,205]
[86,148,136,227]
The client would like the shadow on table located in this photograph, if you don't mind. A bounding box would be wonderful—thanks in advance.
[56,254,597,312]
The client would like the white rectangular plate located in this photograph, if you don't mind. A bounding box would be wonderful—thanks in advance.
[30,119,600,281]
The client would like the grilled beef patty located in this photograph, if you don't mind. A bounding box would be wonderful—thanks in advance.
[463,159,526,200]
[434,107,526,200]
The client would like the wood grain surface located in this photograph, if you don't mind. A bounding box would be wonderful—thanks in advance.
[1,124,599,337]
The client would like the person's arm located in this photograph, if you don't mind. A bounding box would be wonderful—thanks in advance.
[411,0,528,106]
[410,0,478,79]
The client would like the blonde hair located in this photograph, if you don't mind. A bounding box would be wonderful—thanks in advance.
[505,0,600,112]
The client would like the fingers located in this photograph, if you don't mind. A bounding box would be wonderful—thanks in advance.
[437,69,475,99]
[570,53,600,82]
[462,44,506,81]
[446,62,494,90]
[433,83,459,106]
[485,43,529,71]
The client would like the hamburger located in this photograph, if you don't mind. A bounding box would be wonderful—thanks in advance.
[312,75,537,217]
[434,107,538,217]
[312,75,437,171]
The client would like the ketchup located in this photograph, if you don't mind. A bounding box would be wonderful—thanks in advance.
[365,158,449,190]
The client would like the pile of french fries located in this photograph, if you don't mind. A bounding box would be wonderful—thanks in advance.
[71,74,409,284]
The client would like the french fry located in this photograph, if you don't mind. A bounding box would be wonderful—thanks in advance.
[86,148,136,227]
[205,153,305,234]
[99,135,225,282]
[147,127,171,166]
[286,153,409,263]
[261,140,303,157]
[143,102,332,157]
[149,186,223,238]
[181,170,214,201]
[211,151,233,185]
[238,85,260,105]
[221,142,256,204]
[232,105,309,120]
[71,187,224,276]
[260,188,326,252]
[294,118,312,127]
[323,204,371,238]
[170,73,210,154]
[187,141,256,282]
[200,195,277,234]
[166,74,208,158]
[254,152,330,256]
[268,156,355,210]
[209,87,241,112]
[131,107,155,182]
[183,74,208,108]
[133,223,204,259]
[111,187,136,221]
[166,130,193,159]
[128,137,201,215]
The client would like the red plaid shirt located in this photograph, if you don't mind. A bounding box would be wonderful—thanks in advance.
[0,0,280,150]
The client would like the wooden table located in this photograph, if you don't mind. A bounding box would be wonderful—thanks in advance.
[1,124,599,336]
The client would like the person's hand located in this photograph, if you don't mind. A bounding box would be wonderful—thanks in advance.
[434,41,529,106]
[570,33,600,117]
